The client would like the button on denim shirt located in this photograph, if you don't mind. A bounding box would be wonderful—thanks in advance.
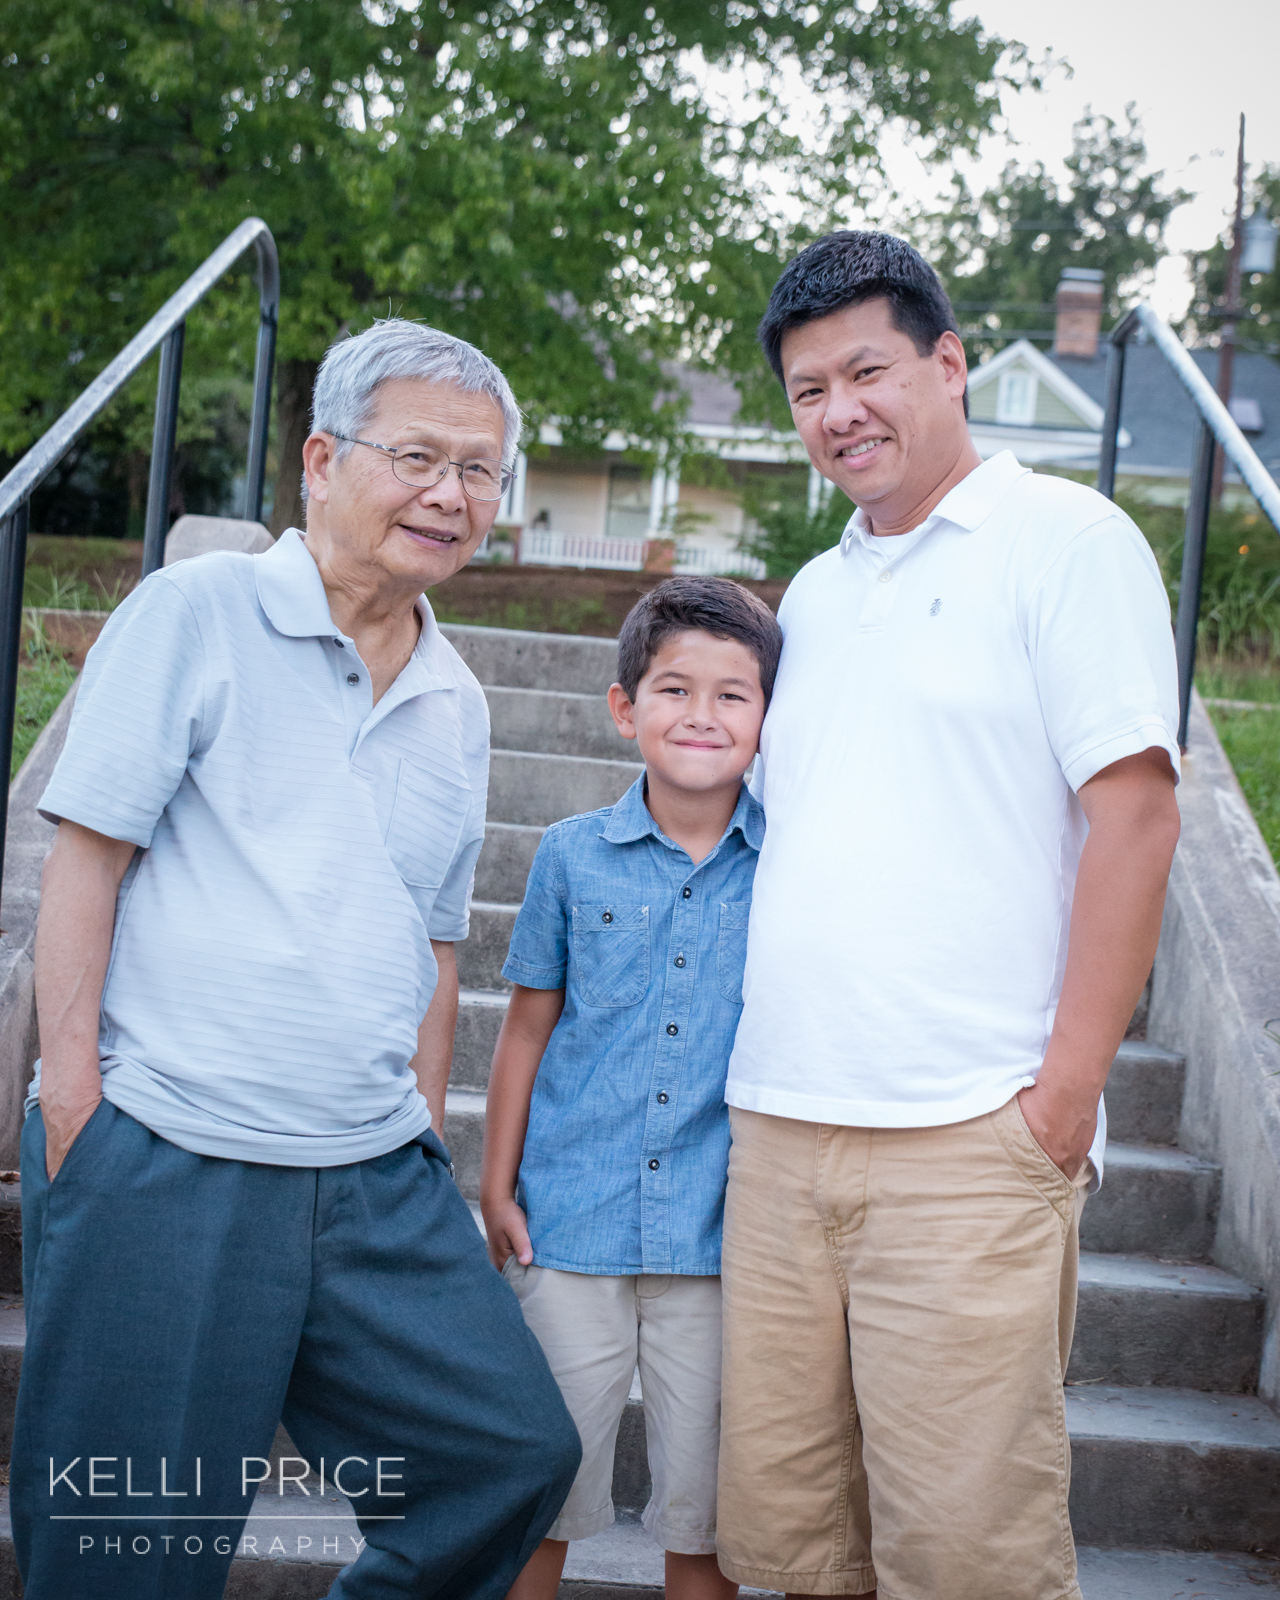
[502,776,764,1276]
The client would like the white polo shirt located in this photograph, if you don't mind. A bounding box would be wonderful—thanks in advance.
[33,529,488,1166]
[726,452,1179,1177]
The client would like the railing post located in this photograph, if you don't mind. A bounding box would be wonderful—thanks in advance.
[1096,333,1127,500]
[142,322,186,579]
[1174,419,1216,749]
[0,501,31,890]
[244,232,279,524]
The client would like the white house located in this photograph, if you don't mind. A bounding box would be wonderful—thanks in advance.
[483,369,812,576]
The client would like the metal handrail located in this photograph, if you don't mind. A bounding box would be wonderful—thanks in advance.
[1097,303,1280,748]
[0,218,279,899]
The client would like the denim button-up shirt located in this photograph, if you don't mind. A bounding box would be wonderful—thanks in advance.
[502,777,764,1275]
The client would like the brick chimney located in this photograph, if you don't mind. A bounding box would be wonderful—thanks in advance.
[1053,268,1104,359]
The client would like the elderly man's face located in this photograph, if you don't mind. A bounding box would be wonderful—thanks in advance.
[305,378,506,589]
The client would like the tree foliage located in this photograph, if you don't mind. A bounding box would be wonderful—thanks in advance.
[1184,166,1280,355]
[0,0,1024,531]
[924,109,1190,361]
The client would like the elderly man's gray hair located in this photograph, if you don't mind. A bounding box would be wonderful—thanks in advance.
[311,318,522,471]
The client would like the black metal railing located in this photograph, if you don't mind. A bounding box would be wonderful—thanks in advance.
[1097,304,1280,747]
[0,218,278,893]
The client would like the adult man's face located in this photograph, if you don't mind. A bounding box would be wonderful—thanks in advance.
[780,297,970,533]
[304,377,506,589]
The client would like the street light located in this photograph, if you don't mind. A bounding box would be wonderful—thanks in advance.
[1241,203,1278,277]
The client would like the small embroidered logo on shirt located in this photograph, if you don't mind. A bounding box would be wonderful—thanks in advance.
[930,598,942,616]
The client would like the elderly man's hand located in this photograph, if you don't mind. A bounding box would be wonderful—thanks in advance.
[42,1080,103,1180]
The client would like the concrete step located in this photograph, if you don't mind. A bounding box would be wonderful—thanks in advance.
[0,1486,1275,1599]
[1065,1384,1280,1550]
[474,820,544,905]
[1080,1144,1221,1260]
[561,1525,1280,1599]
[485,685,624,761]
[1103,1041,1185,1146]
[443,1088,487,1193]
[441,623,617,697]
[489,749,642,828]
[605,1384,1280,1552]
[455,902,519,993]
[1069,1253,1262,1391]
[452,989,509,1090]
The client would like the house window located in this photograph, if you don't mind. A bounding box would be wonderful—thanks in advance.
[606,465,651,540]
[995,367,1038,426]
[1229,397,1263,434]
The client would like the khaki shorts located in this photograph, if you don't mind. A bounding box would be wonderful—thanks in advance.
[717,1097,1091,1600]
[504,1263,723,1554]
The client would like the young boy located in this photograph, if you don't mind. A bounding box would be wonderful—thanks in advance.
[480,576,783,1600]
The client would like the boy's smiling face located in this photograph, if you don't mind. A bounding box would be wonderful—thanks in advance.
[607,629,766,799]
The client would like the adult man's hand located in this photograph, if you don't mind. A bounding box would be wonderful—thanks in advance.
[1017,1079,1098,1182]
[34,821,136,1180]
[1025,746,1180,1181]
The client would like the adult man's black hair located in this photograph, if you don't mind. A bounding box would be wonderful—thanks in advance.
[758,231,968,416]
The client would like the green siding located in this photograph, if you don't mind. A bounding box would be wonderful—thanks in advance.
[968,380,1000,422]
[1034,384,1090,430]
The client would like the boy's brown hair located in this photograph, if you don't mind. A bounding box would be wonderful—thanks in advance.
[616,576,783,703]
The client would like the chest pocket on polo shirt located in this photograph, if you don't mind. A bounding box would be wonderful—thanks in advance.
[384,757,471,890]
[571,904,649,1007]
[717,901,752,1003]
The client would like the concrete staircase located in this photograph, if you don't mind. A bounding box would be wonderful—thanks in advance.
[0,621,1276,1597]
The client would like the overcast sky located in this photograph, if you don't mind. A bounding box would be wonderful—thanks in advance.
[945,0,1280,317]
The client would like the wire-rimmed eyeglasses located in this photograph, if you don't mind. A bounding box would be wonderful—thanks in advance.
[331,435,514,502]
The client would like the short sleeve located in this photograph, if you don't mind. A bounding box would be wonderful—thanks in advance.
[427,804,485,941]
[426,673,490,942]
[38,575,205,848]
[501,827,568,989]
[1024,512,1180,793]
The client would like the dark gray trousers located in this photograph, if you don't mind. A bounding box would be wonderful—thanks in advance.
[12,1101,580,1599]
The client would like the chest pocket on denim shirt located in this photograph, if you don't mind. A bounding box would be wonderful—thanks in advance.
[718,901,752,1004]
[384,757,470,890]
[571,904,649,1007]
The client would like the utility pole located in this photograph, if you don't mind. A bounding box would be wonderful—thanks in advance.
[1212,114,1246,505]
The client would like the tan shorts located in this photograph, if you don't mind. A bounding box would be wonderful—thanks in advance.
[717,1097,1091,1600]
[504,1262,723,1554]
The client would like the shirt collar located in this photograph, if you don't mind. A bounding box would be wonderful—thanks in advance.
[839,449,1030,557]
[601,774,765,854]
[255,527,457,690]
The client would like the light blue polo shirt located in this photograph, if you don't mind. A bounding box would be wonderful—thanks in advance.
[33,529,489,1166]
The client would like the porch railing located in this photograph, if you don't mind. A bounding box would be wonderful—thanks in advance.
[0,218,279,896]
[517,528,768,579]
[1096,305,1280,746]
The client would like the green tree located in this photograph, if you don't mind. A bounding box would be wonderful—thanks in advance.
[739,476,855,579]
[0,0,1027,533]
[1184,166,1280,354]
[926,109,1190,361]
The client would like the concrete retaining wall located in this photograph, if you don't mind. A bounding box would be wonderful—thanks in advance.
[1148,692,1280,1404]
[0,686,77,1165]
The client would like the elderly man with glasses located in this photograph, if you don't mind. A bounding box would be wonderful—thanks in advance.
[13,320,581,1600]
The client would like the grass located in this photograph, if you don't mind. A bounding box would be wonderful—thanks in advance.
[12,624,77,779]
[431,595,615,636]
[1205,701,1280,865]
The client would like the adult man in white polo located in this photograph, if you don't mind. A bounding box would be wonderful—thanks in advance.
[716,232,1181,1600]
